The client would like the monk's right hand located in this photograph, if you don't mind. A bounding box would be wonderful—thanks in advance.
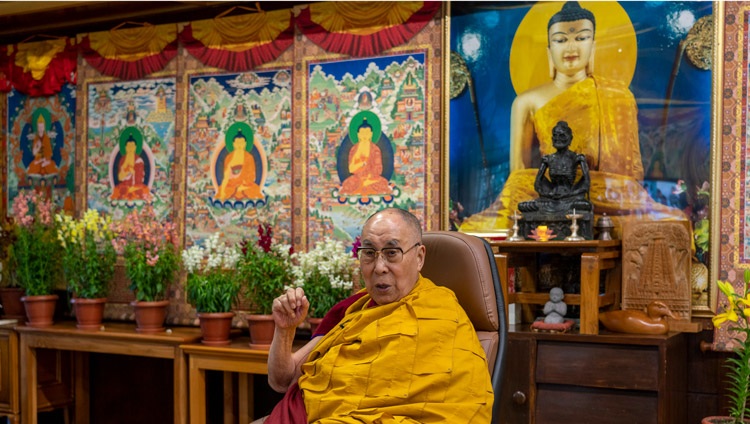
[272,287,309,330]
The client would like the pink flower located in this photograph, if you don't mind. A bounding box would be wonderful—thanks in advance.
[351,236,361,258]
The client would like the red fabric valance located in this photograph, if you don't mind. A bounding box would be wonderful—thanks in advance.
[296,1,440,57]
[180,9,294,72]
[0,38,77,97]
[79,24,178,80]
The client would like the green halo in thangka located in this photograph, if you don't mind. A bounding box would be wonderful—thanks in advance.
[225,122,255,153]
[348,111,382,144]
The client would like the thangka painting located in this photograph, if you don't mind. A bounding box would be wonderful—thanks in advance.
[86,78,175,220]
[449,1,715,314]
[6,85,76,214]
[185,69,293,244]
[306,52,428,245]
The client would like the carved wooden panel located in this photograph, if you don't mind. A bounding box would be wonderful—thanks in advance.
[622,221,692,321]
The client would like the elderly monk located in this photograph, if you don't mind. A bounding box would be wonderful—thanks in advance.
[259,208,494,423]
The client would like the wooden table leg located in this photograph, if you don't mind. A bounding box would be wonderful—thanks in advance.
[74,352,90,424]
[19,334,37,424]
[580,253,602,334]
[223,372,234,424]
[189,357,207,424]
[238,373,254,422]
[175,347,189,424]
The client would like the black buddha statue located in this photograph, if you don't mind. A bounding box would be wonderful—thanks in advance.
[518,120,594,239]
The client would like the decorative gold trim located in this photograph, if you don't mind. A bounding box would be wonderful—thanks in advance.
[441,1,451,231]
[705,0,724,317]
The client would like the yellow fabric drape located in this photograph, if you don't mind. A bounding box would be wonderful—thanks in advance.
[299,275,494,423]
[191,9,291,52]
[87,24,176,62]
[309,2,423,36]
[14,39,67,81]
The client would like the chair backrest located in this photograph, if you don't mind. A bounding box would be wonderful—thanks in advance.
[421,231,507,422]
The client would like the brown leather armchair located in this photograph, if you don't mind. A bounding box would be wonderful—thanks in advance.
[421,231,507,423]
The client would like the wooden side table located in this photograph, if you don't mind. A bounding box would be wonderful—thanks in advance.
[183,337,307,424]
[183,338,269,424]
[17,321,202,424]
[0,321,73,424]
[491,240,622,334]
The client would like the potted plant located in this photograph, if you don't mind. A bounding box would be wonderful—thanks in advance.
[0,217,24,320]
[706,269,750,424]
[291,237,357,333]
[56,209,117,330]
[9,190,61,327]
[239,224,292,347]
[112,206,179,333]
[183,232,242,346]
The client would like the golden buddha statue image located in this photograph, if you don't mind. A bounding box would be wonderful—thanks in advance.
[339,112,391,197]
[216,126,263,201]
[459,1,687,237]
[111,130,151,202]
[26,112,58,176]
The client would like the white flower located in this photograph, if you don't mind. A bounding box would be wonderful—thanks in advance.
[182,232,241,275]
[291,237,356,290]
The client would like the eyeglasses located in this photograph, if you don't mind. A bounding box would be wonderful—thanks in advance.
[357,242,421,265]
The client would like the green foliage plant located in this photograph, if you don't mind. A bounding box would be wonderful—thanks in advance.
[714,269,750,423]
[112,206,179,302]
[291,237,356,319]
[182,232,241,313]
[239,224,292,315]
[9,190,60,296]
[56,209,117,299]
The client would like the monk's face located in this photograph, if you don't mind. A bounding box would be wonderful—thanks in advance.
[37,121,45,135]
[548,19,594,77]
[359,211,425,305]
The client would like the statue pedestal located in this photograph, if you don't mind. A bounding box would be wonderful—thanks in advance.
[520,211,594,240]
[530,319,575,333]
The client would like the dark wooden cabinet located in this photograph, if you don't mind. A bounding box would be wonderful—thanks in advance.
[500,326,687,424]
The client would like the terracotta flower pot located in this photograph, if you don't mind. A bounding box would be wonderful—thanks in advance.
[198,312,234,346]
[702,417,750,424]
[0,287,26,320]
[246,314,275,349]
[131,300,169,333]
[21,294,59,328]
[71,298,107,330]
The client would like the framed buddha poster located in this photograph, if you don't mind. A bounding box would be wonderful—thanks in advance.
[447,1,718,316]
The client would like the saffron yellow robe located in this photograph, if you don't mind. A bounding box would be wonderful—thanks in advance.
[298,275,494,423]
[460,76,687,238]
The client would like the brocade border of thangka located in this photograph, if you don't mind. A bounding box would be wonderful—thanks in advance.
[712,1,747,350]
